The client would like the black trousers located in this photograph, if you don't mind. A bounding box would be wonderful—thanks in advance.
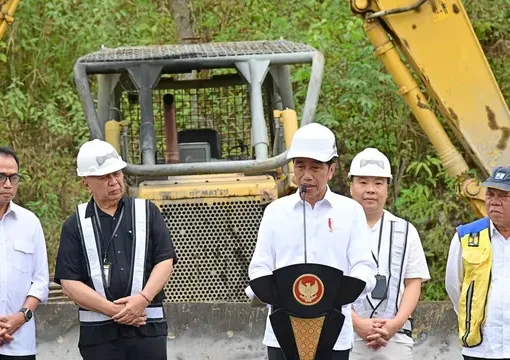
[0,356,36,360]
[79,335,166,360]
[268,346,350,360]
[464,357,510,360]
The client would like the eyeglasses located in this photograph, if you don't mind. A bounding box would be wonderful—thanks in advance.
[0,173,21,185]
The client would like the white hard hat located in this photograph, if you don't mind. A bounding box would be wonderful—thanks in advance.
[348,148,392,179]
[287,123,338,162]
[76,139,127,177]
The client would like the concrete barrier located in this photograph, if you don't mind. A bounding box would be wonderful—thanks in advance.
[33,301,463,359]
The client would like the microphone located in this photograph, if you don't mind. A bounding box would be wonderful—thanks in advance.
[300,185,308,263]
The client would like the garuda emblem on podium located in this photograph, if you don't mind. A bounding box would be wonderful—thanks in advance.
[293,274,324,305]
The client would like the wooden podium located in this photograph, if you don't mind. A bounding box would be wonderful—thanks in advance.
[250,263,365,360]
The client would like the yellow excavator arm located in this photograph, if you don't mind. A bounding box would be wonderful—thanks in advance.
[0,0,20,41]
[350,0,510,217]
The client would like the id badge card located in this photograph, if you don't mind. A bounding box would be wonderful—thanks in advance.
[371,274,388,300]
[103,262,112,288]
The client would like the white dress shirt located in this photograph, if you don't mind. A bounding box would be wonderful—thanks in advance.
[353,210,430,345]
[0,202,49,356]
[248,187,376,351]
[445,220,510,358]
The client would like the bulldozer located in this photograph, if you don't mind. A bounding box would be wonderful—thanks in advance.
[61,0,510,306]
[66,40,324,305]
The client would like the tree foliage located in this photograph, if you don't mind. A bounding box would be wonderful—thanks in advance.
[0,0,509,299]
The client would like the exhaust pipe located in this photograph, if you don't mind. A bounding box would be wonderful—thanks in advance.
[163,94,180,164]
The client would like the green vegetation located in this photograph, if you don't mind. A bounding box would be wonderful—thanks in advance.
[0,0,509,299]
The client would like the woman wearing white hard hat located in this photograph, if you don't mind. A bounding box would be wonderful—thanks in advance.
[349,148,430,360]
[248,123,377,360]
[54,139,178,360]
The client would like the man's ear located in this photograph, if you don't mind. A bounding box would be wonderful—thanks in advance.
[327,163,336,181]
[81,178,92,193]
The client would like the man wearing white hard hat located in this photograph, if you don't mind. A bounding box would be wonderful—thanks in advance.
[348,148,430,360]
[248,123,376,360]
[54,139,177,360]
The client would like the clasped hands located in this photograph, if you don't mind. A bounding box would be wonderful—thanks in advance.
[0,313,25,346]
[354,317,401,350]
[109,293,151,327]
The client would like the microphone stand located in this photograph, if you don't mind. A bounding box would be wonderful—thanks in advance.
[300,185,308,264]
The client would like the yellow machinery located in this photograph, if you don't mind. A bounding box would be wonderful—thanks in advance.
[0,0,20,41]
[349,0,510,217]
[65,1,508,306]
[73,41,324,303]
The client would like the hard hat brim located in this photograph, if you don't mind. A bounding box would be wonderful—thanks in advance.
[287,150,337,163]
[348,169,392,179]
[77,160,127,177]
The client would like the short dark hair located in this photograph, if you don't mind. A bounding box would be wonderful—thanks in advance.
[293,157,338,166]
[0,147,20,167]
[326,157,338,166]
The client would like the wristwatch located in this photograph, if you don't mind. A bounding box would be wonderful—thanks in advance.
[19,308,33,323]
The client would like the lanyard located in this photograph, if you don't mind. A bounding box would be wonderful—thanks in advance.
[371,213,385,271]
[94,202,125,263]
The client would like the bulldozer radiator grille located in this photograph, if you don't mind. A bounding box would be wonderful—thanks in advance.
[159,198,263,303]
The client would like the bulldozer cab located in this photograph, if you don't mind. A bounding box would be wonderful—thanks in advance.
[72,40,324,303]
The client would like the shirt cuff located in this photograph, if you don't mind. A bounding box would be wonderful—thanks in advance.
[53,273,83,285]
[28,284,49,305]
[154,251,178,265]
[349,270,376,295]
[405,272,431,281]
[245,286,255,299]
[249,269,273,281]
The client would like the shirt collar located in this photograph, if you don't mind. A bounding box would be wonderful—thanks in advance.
[369,209,396,232]
[292,185,334,209]
[85,195,126,218]
[382,209,397,221]
[489,220,506,239]
[1,201,18,220]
